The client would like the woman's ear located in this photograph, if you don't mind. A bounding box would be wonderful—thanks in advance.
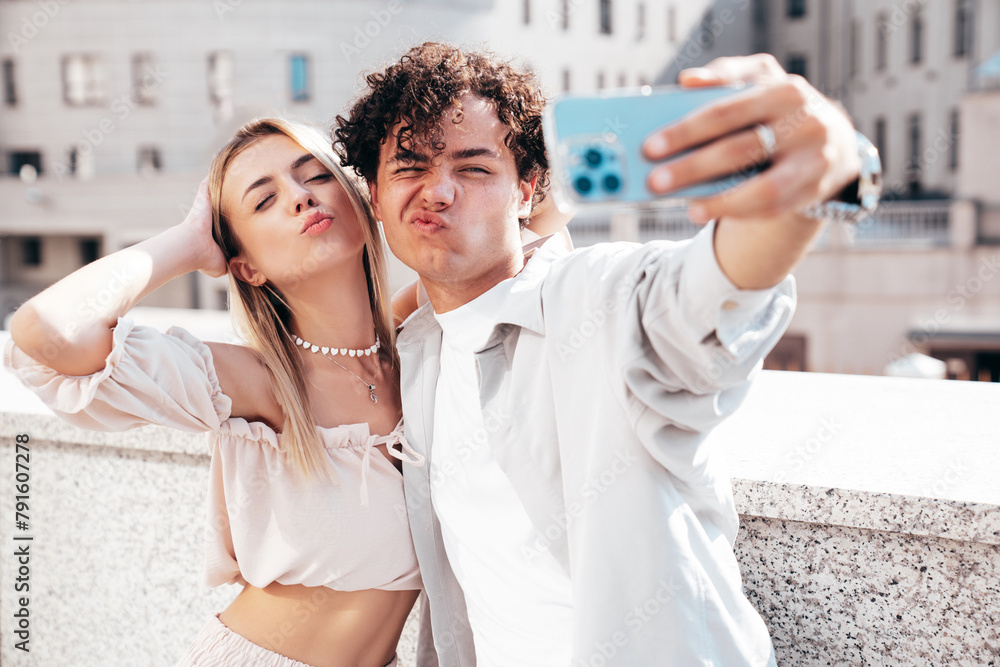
[228,256,266,286]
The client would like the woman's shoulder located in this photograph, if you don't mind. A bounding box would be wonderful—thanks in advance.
[205,342,284,428]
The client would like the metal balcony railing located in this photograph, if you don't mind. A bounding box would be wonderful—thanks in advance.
[568,200,953,249]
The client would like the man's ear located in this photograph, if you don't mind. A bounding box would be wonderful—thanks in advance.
[228,256,266,286]
[517,175,538,220]
[369,180,382,221]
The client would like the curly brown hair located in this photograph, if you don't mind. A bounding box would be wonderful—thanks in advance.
[334,42,549,213]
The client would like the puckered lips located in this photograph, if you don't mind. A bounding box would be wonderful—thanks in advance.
[300,210,334,236]
[409,210,448,235]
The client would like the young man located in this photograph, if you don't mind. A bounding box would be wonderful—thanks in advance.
[337,43,870,666]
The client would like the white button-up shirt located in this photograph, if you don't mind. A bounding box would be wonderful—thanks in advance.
[398,222,792,666]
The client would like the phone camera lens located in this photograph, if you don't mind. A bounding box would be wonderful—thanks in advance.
[585,149,603,167]
[574,176,593,194]
[603,174,621,192]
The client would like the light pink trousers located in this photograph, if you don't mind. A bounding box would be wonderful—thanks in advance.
[176,614,399,667]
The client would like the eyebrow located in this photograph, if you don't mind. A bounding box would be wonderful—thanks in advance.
[241,153,317,203]
[388,146,502,165]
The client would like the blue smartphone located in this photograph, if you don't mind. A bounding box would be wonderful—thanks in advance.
[543,84,758,213]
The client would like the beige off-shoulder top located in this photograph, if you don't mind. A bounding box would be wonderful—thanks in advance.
[3,318,423,592]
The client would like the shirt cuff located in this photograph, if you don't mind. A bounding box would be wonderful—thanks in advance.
[679,220,789,356]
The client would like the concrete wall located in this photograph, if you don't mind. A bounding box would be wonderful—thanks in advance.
[2,343,997,666]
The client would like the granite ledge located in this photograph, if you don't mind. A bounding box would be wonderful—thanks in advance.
[733,479,1000,546]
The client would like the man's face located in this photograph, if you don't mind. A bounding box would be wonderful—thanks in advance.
[371,94,534,307]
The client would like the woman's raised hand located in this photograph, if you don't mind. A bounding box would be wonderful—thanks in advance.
[181,178,229,278]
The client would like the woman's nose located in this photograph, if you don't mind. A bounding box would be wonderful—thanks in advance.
[290,182,317,213]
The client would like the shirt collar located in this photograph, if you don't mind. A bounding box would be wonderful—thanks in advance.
[397,233,569,348]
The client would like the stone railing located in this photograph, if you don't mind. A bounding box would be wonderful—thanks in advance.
[2,332,997,666]
[570,199,956,250]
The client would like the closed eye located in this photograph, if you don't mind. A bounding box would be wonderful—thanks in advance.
[308,172,332,182]
[254,193,274,211]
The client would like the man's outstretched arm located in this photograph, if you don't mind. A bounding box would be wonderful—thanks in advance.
[642,54,862,290]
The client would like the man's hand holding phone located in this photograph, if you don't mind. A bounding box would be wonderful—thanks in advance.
[641,54,861,226]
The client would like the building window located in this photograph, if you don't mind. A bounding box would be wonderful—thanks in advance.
[207,51,234,105]
[561,0,569,30]
[954,0,971,57]
[289,54,310,103]
[667,6,676,42]
[849,20,860,78]
[562,68,571,92]
[907,113,922,196]
[636,3,645,40]
[2,59,16,106]
[523,0,530,24]
[787,0,806,19]
[62,54,105,106]
[787,54,808,80]
[874,116,887,172]
[910,10,923,64]
[597,71,606,90]
[137,146,162,173]
[599,0,612,34]
[21,238,42,267]
[9,151,42,177]
[80,239,100,265]
[131,53,157,105]
[876,14,889,71]
[949,108,959,171]
[764,334,807,372]
[618,72,627,87]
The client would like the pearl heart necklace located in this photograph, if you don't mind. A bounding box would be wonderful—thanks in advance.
[292,333,380,358]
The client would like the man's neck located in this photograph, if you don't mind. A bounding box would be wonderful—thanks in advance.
[424,251,525,314]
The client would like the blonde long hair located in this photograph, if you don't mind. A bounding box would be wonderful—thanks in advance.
[208,117,397,479]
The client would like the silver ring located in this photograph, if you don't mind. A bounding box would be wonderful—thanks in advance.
[753,123,777,160]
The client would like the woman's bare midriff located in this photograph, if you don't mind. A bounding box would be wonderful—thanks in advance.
[217,581,420,667]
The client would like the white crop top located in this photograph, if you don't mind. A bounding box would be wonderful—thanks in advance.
[3,318,423,593]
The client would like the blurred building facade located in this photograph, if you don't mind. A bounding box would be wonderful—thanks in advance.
[634,0,1000,380]
[3,0,999,381]
[0,0,713,320]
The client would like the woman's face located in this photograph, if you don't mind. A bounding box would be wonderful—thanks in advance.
[219,133,366,290]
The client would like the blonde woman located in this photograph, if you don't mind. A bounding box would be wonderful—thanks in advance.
[5,118,422,667]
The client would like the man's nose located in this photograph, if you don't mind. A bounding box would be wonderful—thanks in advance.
[420,169,456,210]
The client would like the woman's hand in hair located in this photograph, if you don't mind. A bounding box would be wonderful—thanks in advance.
[182,178,229,279]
